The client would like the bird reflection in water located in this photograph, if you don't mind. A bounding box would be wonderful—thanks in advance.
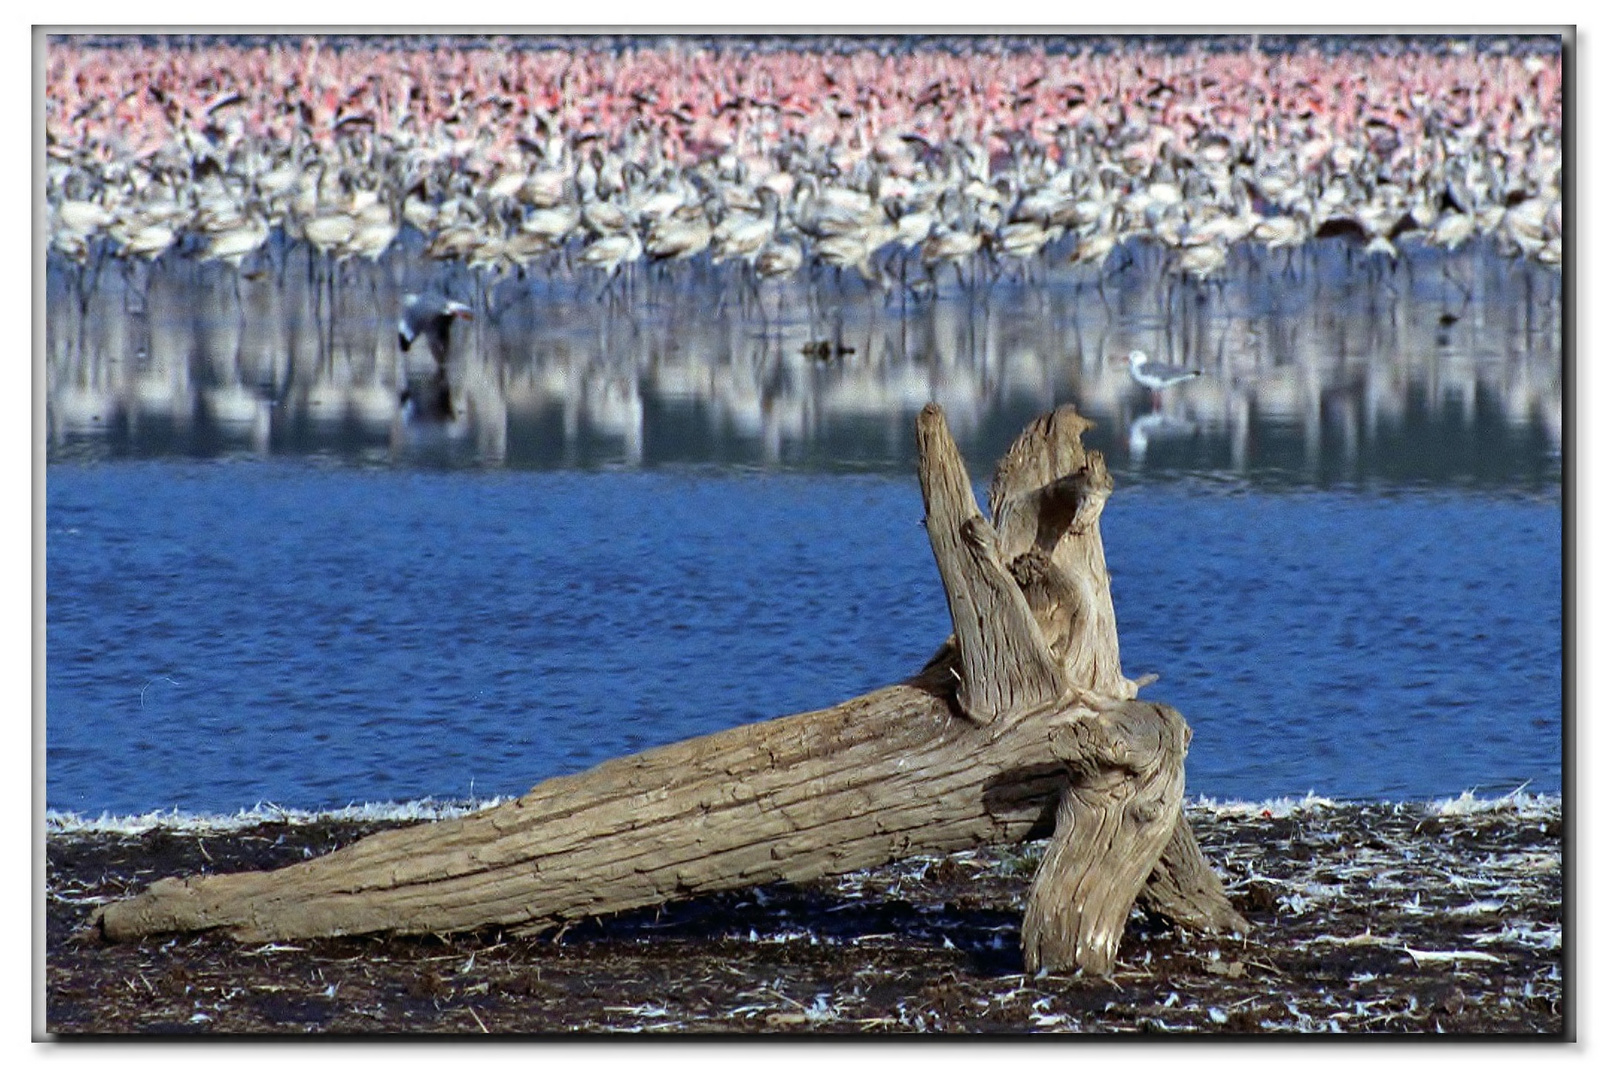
[1128,411,1198,463]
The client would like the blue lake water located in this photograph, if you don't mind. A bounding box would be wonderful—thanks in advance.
[45,459,1561,815]
[43,249,1563,815]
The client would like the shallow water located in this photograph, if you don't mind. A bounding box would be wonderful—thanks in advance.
[48,238,1561,480]
[44,243,1563,814]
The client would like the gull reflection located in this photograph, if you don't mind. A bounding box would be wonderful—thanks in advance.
[1128,411,1198,463]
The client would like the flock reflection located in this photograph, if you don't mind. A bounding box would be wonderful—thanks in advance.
[45,239,1561,486]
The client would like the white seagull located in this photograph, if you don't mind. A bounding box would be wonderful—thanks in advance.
[1127,349,1202,409]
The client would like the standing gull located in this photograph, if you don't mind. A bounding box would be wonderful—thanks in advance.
[1127,349,1202,410]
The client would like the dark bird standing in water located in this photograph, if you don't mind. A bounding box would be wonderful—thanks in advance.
[397,292,473,422]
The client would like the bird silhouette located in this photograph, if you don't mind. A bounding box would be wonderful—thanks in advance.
[399,291,473,364]
[398,292,472,422]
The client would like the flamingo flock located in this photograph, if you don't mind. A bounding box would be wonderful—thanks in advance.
[44,34,1563,307]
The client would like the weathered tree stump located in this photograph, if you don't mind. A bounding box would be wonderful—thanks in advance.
[94,403,1247,975]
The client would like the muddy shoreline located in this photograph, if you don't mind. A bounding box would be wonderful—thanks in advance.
[43,796,1563,1036]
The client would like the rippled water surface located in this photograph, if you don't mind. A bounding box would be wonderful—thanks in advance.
[44,250,1563,814]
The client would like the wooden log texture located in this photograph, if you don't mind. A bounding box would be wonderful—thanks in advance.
[915,403,1066,726]
[99,677,1068,943]
[988,406,1137,702]
[1139,812,1252,936]
[1020,701,1187,974]
[95,403,1245,974]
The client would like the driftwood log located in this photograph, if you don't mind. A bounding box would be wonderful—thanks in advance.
[95,404,1247,975]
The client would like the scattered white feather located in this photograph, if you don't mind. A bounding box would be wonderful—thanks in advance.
[1405,947,1504,965]
[1471,924,1561,951]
